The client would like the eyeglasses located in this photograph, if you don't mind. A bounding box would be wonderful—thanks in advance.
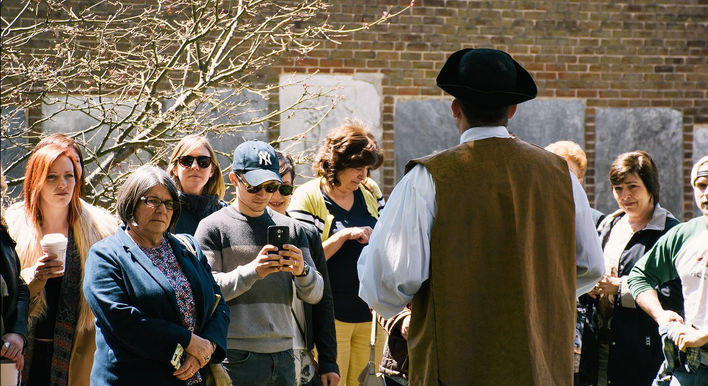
[277,184,294,196]
[235,173,280,194]
[140,196,177,211]
[178,155,212,169]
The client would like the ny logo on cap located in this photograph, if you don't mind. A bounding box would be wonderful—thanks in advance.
[258,151,272,166]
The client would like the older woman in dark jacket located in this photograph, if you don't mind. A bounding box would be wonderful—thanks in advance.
[580,151,683,386]
[83,165,229,385]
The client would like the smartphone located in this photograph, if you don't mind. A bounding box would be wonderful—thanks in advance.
[267,225,289,254]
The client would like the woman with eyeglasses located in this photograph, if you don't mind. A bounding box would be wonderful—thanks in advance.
[83,165,229,385]
[4,138,117,386]
[288,119,386,386]
[166,134,227,235]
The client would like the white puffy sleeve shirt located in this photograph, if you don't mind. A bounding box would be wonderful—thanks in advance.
[357,126,605,318]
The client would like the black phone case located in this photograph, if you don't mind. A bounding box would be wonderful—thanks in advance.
[267,225,289,251]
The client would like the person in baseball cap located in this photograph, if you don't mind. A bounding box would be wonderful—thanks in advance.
[194,139,324,385]
[231,140,282,186]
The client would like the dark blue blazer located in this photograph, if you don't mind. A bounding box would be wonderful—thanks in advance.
[83,226,230,386]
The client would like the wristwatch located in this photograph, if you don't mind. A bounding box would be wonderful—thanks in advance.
[295,264,310,277]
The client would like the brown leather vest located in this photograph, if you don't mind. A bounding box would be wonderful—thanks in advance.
[405,137,576,385]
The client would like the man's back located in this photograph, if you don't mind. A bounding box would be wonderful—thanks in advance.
[406,137,576,385]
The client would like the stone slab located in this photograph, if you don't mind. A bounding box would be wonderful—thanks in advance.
[41,91,268,200]
[393,98,585,181]
[1,106,28,199]
[508,99,586,148]
[394,99,458,181]
[279,73,383,186]
[161,88,269,170]
[595,108,683,218]
[693,126,708,216]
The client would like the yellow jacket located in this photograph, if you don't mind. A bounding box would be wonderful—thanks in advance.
[288,177,384,241]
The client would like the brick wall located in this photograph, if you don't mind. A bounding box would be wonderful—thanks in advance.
[3,0,706,217]
[272,0,707,218]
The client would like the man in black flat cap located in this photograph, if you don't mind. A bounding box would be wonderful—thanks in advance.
[358,48,605,385]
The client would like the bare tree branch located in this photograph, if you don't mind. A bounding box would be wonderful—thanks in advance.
[1,0,411,207]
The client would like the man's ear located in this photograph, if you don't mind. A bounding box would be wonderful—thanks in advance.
[451,98,462,119]
[228,171,237,185]
[508,104,518,119]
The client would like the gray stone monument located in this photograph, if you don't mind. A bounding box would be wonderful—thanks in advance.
[394,99,457,181]
[279,73,383,186]
[41,90,268,201]
[393,98,586,182]
[508,99,586,148]
[595,108,683,218]
[1,106,28,199]
[161,88,269,169]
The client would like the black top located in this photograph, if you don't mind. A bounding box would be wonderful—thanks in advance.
[323,188,377,323]
[34,230,80,339]
[298,222,339,375]
[1,222,29,339]
[174,193,226,236]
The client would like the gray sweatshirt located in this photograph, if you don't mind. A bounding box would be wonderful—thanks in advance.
[195,206,323,353]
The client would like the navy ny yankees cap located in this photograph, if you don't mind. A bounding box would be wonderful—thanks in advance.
[232,140,282,186]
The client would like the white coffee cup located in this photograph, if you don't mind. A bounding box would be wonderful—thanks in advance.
[1,359,19,386]
[40,233,67,274]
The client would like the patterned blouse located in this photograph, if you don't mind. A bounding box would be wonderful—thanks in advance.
[140,238,200,385]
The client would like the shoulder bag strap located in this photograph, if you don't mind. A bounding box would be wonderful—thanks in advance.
[290,307,307,344]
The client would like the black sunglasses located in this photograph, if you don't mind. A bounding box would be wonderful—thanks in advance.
[178,155,212,169]
[278,184,294,196]
[140,196,177,210]
[236,173,280,194]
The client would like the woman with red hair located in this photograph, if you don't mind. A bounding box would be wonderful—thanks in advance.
[5,138,117,386]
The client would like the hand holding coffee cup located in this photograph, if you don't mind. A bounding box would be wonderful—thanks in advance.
[37,233,68,280]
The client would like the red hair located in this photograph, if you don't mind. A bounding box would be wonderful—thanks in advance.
[23,144,83,227]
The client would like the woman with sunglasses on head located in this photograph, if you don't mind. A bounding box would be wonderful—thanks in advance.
[166,134,227,235]
[268,151,339,386]
[288,120,386,386]
[4,138,117,386]
[83,165,229,385]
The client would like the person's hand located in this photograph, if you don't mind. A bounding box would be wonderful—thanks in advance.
[14,353,24,371]
[255,245,284,278]
[320,372,340,386]
[586,286,602,299]
[1,333,24,364]
[596,274,621,295]
[185,333,214,368]
[347,226,372,244]
[173,353,201,381]
[656,310,684,327]
[33,252,64,281]
[672,324,708,351]
[279,244,305,276]
[401,315,411,340]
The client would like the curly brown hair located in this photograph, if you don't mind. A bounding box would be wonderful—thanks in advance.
[314,119,383,187]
